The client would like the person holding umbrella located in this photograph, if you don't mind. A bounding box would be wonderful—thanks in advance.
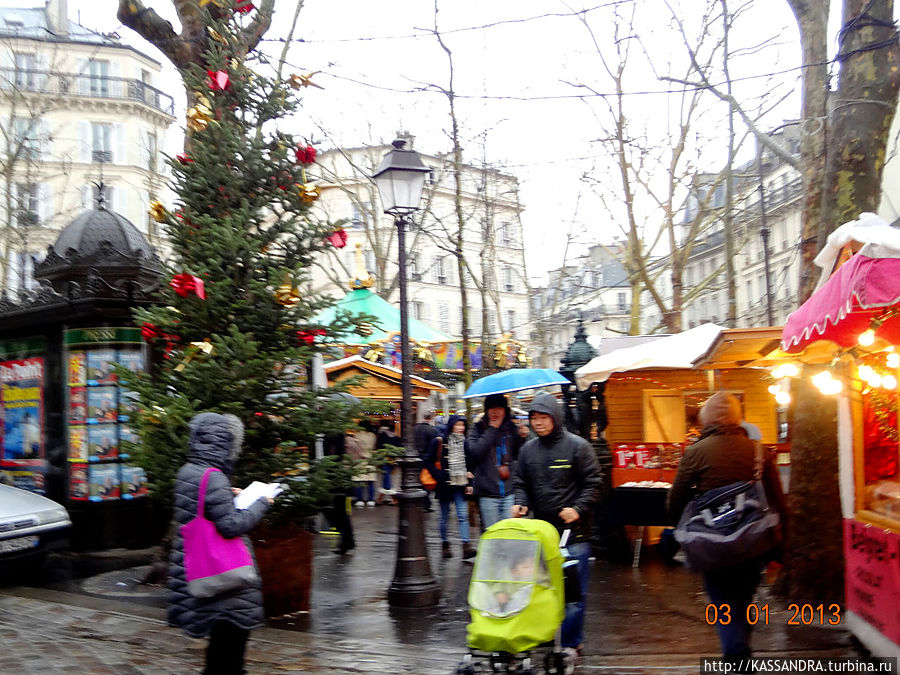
[467,393,525,529]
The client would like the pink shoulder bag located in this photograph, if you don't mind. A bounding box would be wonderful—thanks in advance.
[182,467,258,599]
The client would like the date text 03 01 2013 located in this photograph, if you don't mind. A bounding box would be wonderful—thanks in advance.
[705,603,842,626]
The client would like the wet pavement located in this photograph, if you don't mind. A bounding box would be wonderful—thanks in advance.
[1,504,862,673]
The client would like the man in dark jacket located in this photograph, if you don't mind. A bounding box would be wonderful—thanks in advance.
[168,412,272,675]
[468,393,525,529]
[512,391,600,659]
[667,392,787,670]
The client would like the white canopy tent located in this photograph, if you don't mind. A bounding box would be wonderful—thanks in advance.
[574,323,725,389]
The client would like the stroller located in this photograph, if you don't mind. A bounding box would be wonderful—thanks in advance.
[457,518,578,674]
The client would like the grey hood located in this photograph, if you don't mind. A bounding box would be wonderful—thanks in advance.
[528,392,565,442]
[187,412,244,475]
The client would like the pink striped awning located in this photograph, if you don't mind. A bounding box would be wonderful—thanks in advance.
[781,253,900,353]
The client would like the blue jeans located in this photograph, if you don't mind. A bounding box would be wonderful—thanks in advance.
[479,494,514,529]
[561,541,591,649]
[703,559,763,660]
[381,465,393,491]
[439,486,470,543]
[353,481,375,502]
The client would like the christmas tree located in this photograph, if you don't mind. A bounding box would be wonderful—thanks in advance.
[124,2,365,519]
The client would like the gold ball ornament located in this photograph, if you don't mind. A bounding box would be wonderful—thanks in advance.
[148,199,168,223]
[187,106,211,132]
[296,183,320,203]
[275,274,302,307]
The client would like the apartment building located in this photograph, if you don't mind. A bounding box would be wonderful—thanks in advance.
[0,0,174,295]
[529,244,631,368]
[310,137,531,346]
[641,126,804,332]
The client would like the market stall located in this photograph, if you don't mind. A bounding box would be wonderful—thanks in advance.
[780,214,900,658]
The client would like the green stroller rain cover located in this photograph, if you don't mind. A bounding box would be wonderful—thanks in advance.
[467,518,565,654]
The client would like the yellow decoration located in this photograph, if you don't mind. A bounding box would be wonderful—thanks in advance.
[364,346,384,362]
[275,273,302,307]
[148,199,167,223]
[198,0,224,7]
[174,339,214,373]
[187,94,213,132]
[297,183,320,203]
[357,322,373,337]
[207,27,228,44]
[288,71,324,90]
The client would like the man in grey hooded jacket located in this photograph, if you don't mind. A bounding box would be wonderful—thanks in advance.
[512,391,600,658]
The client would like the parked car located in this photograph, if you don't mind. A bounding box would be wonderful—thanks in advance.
[0,484,71,564]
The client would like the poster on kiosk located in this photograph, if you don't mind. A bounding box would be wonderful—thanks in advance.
[0,357,46,492]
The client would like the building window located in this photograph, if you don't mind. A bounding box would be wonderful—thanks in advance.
[500,221,512,246]
[435,256,446,284]
[411,301,423,320]
[507,310,516,332]
[14,52,35,91]
[503,266,514,292]
[13,117,40,159]
[14,183,39,226]
[144,131,158,171]
[350,202,371,228]
[783,267,792,299]
[89,59,110,97]
[619,320,629,334]
[91,123,113,163]
[439,304,450,332]
[746,280,753,309]
[617,292,627,312]
[6,250,40,293]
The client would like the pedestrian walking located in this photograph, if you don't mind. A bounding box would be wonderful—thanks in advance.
[168,412,272,675]
[348,423,377,507]
[426,414,476,560]
[512,392,601,663]
[376,420,400,504]
[415,408,441,512]
[667,392,787,671]
[323,432,355,555]
[468,393,525,529]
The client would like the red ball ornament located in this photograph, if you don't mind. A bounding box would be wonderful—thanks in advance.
[326,229,348,249]
[207,70,231,91]
[235,0,255,13]
[176,153,193,164]
[295,144,317,165]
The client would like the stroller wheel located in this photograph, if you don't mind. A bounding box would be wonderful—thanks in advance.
[543,651,568,675]
[517,655,534,674]
[456,665,476,675]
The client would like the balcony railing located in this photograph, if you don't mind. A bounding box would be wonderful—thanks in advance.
[1,68,175,116]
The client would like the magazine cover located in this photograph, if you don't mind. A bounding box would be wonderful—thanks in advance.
[68,386,87,424]
[121,465,148,498]
[117,350,144,376]
[67,351,86,386]
[86,349,117,385]
[88,464,120,501]
[88,424,118,460]
[118,390,139,420]
[0,357,44,466]
[68,425,88,461]
[118,424,138,457]
[87,386,118,423]
[69,464,89,501]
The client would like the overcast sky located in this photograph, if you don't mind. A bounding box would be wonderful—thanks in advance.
[2,0,842,282]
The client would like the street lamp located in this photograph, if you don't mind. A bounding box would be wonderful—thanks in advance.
[373,136,441,608]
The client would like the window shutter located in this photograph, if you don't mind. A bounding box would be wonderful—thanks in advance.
[109,60,121,97]
[77,59,89,95]
[7,251,21,291]
[114,124,126,165]
[1,50,13,91]
[38,182,53,224]
[79,121,90,162]
[39,117,50,159]
[139,189,150,233]
[139,129,150,169]
[82,184,92,209]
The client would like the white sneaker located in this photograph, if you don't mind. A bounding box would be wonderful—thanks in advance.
[561,647,579,675]
[366,501,376,507]
[354,500,365,508]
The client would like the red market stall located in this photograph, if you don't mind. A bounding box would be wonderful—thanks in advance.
[781,214,900,658]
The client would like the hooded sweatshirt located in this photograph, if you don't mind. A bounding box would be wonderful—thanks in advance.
[513,392,601,543]
[667,393,787,528]
[168,413,270,637]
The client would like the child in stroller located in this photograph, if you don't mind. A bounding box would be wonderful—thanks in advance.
[457,518,577,674]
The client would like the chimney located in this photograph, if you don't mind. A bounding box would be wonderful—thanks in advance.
[46,0,69,36]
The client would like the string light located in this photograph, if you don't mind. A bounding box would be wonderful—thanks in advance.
[770,363,799,379]
[887,352,899,369]
[812,370,842,395]
[858,329,876,347]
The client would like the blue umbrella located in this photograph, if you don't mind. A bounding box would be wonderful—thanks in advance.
[463,368,572,399]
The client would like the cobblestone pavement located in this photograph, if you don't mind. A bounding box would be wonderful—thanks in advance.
[0,590,462,674]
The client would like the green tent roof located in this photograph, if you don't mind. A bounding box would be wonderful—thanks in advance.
[312,288,454,344]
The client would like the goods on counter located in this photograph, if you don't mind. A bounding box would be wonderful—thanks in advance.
[619,480,673,488]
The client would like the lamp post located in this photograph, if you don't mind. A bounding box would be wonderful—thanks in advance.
[373,137,441,608]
